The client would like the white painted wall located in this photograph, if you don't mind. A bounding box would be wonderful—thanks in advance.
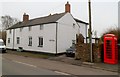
[6,13,88,54]
[77,22,88,43]
[57,13,80,53]
[14,28,21,49]
[22,23,56,53]
[6,29,14,49]
[6,23,57,54]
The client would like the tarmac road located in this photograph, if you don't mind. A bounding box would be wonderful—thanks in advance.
[2,53,118,76]
[2,58,62,75]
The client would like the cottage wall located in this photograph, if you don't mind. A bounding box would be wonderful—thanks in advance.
[6,23,57,54]
[77,22,88,39]
[6,29,14,49]
[6,13,88,54]
[57,13,87,53]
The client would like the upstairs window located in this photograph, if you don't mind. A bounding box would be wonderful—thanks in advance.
[9,30,11,34]
[38,37,43,47]
[28,36,32,46]
[40,24,44,30]
[29,26,32,31]
[20,28,23,32]
[17,37,20,44]
[73,23,75,28]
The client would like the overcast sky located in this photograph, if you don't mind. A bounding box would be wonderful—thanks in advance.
[0,0,119,37]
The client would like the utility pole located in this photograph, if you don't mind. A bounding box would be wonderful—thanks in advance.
[88,0,93,62]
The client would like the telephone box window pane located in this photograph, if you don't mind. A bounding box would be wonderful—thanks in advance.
[106,40,112,59]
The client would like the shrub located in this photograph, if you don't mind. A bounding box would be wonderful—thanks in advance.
[100,27,120,43]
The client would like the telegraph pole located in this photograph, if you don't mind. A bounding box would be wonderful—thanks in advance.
[88,0,93,62]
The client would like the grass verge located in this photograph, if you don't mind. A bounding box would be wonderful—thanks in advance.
[6,50,55,59]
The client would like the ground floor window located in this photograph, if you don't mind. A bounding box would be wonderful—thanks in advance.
[38,37,43,47]
[17,37,20,44]
[8,38,10,43]
[72,40,76,45]
[28,36,32,46]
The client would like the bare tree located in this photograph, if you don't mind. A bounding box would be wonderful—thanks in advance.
[0,15,20,44]
[0,15,20,30]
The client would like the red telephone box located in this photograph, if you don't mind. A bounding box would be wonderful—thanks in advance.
[104,34,118,64]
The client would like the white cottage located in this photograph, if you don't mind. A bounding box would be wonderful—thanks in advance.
[6,2,88,54]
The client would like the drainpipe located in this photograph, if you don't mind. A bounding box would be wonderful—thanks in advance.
[56,22,58,55]
[13,29,15,49]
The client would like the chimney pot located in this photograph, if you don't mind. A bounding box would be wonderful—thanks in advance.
[23,13,29,22]
[65,1,71,13]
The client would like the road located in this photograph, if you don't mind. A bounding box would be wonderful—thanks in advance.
[2,53,118,76]
[2,58,62,75]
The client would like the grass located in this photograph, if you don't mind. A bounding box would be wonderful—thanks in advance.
[6,50,55,59]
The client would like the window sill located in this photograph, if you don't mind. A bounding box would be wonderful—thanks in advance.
[38,45,43,47]
[28,45,32,46]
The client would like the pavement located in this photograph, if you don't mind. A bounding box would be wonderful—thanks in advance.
[6,50,118,73]
[48,54,118,73]
[2,53,118,75]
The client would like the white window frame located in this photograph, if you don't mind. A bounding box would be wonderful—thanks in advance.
[28,36,32,46]
[40,24,44,30]
[20,28,23,32]
[8,38,10,43]
[17,37,20,44]
[73,23,75,28]
[28,26,32,31]
[38,37,43,47]
[9,30,11,34]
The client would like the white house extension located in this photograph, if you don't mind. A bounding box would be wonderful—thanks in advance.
[6,2,88,54]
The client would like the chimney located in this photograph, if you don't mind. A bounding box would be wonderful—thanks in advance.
[23,13,29,22]
[65,1,71,13]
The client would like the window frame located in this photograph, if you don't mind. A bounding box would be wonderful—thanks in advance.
[17,37,20,44]
[28,26,32,31]
[73,23,75,28]
[20,28,23,32]
[9,30,11,34]
[38,37,43,47]
[72,40,76,45]
[28,36,32,46]
[40,24,44,30]
[8,38,10,43]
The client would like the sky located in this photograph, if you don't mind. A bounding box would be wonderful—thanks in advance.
[0,0,119,37]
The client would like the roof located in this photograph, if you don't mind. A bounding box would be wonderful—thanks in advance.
[74,18,88,25]
[104,34,116,37]
[7,12,88,30]
[7,13,66,29]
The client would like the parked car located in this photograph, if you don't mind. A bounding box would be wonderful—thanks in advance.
[66,45,75,57]
[0,39,6,53]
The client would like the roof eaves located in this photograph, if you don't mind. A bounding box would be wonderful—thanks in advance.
[7,22,57,30]
[74,18,88,25]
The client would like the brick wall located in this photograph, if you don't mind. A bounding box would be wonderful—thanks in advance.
[75,34,101,62]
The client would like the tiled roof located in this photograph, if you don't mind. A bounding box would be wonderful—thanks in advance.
[7,13,88,30]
